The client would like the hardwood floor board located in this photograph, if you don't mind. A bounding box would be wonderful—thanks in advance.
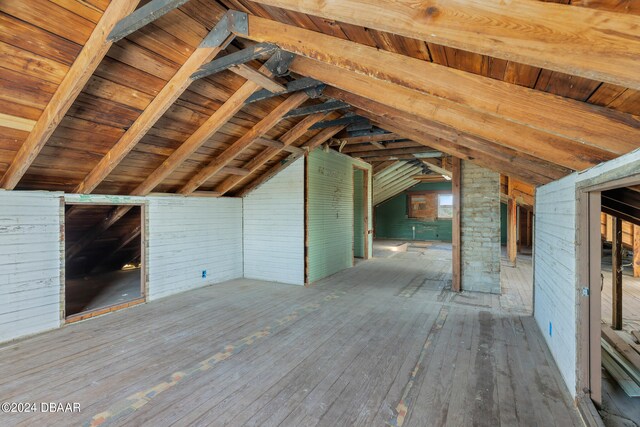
[317,299,434,426]
[520,316,582,425]
[238,300,399,427]
[0,244,582,427]
[398,306,463,425]
[2,281,308,396]
[82,293,352,426]
[292,301,417,426]
[493,315,519,426]
[350,307,443,426]
[10,284,326,425]
[150,289,381,426]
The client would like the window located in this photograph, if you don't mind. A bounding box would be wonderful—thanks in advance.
[407,191,453,220]
[437,194,453,219]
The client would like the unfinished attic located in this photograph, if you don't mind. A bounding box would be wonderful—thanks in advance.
[1,0,640,425]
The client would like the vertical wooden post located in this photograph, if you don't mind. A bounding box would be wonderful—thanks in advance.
[612,216,623,330]
[451,157,461,292]
[633,225,639,278]
[507,197,517,266]
[526,209,532,247]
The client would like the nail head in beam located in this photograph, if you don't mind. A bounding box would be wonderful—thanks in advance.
[284,100,350,118]
[246,77,323,103]
[191,43,279,80]
[227,10,249,35]
[108,0,191,42]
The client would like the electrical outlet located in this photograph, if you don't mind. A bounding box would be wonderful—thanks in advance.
[202,270,207,279]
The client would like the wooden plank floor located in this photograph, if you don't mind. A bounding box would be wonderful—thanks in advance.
[0,244,581,427]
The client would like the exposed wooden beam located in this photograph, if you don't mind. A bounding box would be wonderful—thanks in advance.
[74,12,235,194]
[246,77,323,104]
[304,125,347,152]
[452,157,461,292]
[0,0,140,190]
[229,63,287,93]
[240,15,640,154]
[245,1,640,89]
[369,141,386,150]
[612,216,623,330]
[338,133,402,145]
[310,115,368,130]
[343,140,421,154]
[215,112,327,195]
[108,0,189,42]
[284,100,350,118]
[254,137,304,154]
[349,146,438,158]
[634,225,640,278]
[128,53,291,197]
[507,197,518,267]
[329,87,571,185]
[191,43,279,80]
[237,124,346,196]
[221,166,251,176]
[292,58,616,172]
[413,175,448,183]
[420,160,452,178]
[178,91,309,194]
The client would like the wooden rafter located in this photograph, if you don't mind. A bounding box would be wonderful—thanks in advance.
[229,63,286,93]
[326,88,574,183]
[130,52,297,197]
[0,0,140,190]
[244,1,640,89]
[292,58,619,171]
[74,13,235,194]
[347,146,438,158]
[108,0,190,42]
[237,124,346,197]
[334,133,402,145]
[238,15,640,155]
[215,112,327,195]
[178,91,309,194]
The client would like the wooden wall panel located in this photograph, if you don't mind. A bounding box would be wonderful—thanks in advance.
[0,191,63,343]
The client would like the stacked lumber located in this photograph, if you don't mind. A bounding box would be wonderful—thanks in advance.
[601,326,640,396]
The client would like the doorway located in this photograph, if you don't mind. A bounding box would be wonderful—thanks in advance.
[579,177,640,424]
[353,167,369,260]
[64,203,145,322]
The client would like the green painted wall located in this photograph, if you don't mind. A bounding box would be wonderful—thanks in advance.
[353,168,365,258]
[374,182,453,241]
[500,202,507,245]
[307,149,372,283]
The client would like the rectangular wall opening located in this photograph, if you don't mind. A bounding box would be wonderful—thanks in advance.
[64,203,145,322]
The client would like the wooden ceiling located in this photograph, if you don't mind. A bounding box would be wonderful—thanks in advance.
[1,0,639,198]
